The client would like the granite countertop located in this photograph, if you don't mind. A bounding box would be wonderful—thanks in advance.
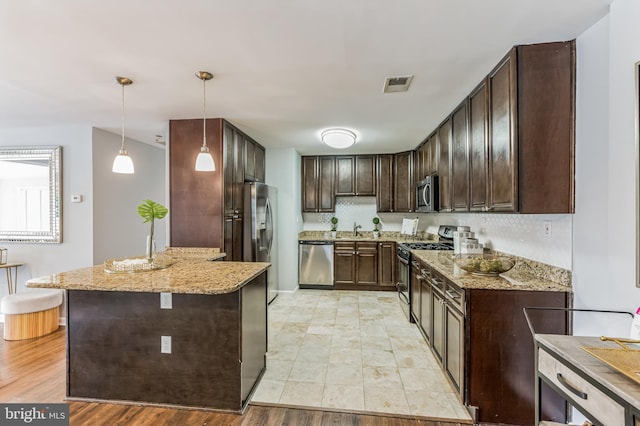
[27,252,270,295]
[411,250,570,292]
[298,230,435,243]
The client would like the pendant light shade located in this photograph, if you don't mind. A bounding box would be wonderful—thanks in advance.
[112,76,134,174]
[195,71,215,172]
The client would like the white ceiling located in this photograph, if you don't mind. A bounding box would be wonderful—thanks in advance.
[0,0,611,155]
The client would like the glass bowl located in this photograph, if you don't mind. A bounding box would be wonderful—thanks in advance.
[454,254,516,276]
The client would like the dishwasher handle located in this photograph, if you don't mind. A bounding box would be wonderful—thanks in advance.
[299,240,334,245]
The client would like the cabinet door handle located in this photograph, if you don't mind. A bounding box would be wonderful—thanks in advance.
[556,373,588,400]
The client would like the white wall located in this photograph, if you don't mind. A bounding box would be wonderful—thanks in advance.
[573,0,640,337]
[265,148,302,293]
[0,126,94,298]
[92,128,166,263]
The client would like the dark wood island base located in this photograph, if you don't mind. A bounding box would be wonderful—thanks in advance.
[66,272,267,413]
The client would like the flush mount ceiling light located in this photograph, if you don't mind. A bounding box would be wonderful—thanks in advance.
[321,128,357,149]
[194,71,215,172]
[112,76,134,174]
[383,75,414,93]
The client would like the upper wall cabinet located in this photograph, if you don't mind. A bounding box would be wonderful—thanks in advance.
[438,118,452,212]
[302,156,335,213]
[468,80,488,211]
[394,151,414,212]
[451,100,469,212]
[335,155,376,196]
[435,40,575,214]
[243,136,265,183]
[377,152,414,213]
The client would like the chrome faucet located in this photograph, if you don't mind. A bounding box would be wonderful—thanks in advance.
[353,222,362,236]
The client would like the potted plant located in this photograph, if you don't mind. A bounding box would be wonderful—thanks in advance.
[330,216,338,238]
[372,217,381,238]
[138,199,168,263]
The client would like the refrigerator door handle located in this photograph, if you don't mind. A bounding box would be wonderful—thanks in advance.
[265,197,273,257]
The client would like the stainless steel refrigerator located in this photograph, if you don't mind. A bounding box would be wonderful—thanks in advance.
[244,182,278,304]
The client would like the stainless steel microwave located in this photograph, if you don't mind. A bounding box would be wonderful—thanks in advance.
[416,176,438,212]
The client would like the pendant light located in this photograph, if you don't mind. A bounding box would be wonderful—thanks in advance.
[112,76,135,174]
[194,71,215,172]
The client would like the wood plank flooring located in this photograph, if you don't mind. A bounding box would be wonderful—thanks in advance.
[0,326,468,426]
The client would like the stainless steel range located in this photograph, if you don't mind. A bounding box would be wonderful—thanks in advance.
[396,225,455,322]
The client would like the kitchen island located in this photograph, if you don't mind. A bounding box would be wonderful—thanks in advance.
[27,254,270,413]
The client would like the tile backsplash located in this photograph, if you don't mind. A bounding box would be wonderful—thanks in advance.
[303,197,572,269]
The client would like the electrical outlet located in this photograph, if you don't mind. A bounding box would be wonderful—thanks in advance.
[161,336,171,354]
[543,221,552,237]
[160,292,172,309]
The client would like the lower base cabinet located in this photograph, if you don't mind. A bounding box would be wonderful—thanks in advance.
[414,258,571,425]
[334,240,395,290]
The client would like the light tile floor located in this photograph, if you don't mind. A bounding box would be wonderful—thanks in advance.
[251,289,473,421]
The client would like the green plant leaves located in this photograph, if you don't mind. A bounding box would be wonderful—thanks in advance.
[137,199,168,223]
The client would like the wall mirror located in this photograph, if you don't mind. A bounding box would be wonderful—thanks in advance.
[0,146,61,243]
[637,61,640,287]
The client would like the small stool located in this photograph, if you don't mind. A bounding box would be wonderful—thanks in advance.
[1,289,63,340]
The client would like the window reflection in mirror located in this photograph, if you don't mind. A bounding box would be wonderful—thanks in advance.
[0,146,61,243]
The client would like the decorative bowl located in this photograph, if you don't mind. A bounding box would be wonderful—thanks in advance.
[453,254,516,276]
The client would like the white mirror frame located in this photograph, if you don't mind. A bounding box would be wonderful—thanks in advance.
[0,146,62,243]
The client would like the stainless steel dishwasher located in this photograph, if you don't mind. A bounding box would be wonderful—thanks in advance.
[298,240,334,289]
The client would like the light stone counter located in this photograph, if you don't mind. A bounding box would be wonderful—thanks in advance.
[298,230,435,243]
[411,250,570,292]
[27,258,270,295]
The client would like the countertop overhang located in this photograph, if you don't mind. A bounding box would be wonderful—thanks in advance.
[27,259,271,295]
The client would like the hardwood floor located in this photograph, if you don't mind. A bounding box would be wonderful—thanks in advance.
[0,326,468,426]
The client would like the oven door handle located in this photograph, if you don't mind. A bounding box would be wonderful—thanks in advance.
[397,285,410,305]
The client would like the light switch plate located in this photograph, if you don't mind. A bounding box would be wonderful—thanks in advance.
[160,292,172,309]
[161,336,171,354]
[71,194,83,203]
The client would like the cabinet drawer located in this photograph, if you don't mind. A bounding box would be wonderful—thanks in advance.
[538,349,625,425]
[356,241,377,251]
[334,241,356,251]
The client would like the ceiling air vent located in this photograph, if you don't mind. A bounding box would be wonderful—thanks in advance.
[383,75,413,93]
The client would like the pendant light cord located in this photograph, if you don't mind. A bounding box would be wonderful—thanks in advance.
[120,82,126,150]
[202,77,207,149]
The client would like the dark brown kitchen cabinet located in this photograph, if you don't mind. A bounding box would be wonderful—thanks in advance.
[394,151,414,212]
[335,156,355,195]
[376,154,393,212]
[244,136,265,183]
[410,260,421,323]
[415,138,430,182]
[428,132,439,176]
[488,51,517,212]
[170,118,266,254]
[355,156,376,196]
[469,80,488,211]
[301,156,335,212]
[334,241,379,289]
[376,153,413,213]
[334,241,356,285]
[169,118,226,249]
[355,241,377,285]
[224,123,244,216]
[415,255,571,425]
[419,267,432,344]
[438,119,452,212]
[336,155,376,196]
[487,41,575,213]
[377,241,396,287]
[223,214,243,261]
[451,100,469,211]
